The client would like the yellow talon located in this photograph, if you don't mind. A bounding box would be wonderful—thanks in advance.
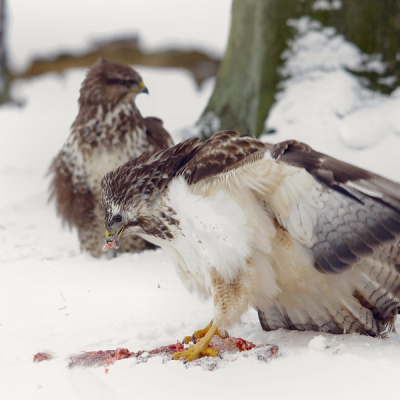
[174,322,220,361]
[182,320,229,344]
[174,345,219,361]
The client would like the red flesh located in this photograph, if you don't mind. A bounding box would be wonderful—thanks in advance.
[33,352,53,363]
[103,237,119,251]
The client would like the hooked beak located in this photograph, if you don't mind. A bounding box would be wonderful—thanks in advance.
[103,226,125,251]
[128,80,149,94]
[139,81,149,94]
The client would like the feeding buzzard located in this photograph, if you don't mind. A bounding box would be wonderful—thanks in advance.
[49,58,173,257]
[101,130,400,361]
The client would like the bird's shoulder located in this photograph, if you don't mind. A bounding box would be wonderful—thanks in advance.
[143,117,174,149]
[177,130,270,185]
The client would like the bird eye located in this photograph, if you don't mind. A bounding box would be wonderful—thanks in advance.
[113,215,122,223]
[119,79,136,88]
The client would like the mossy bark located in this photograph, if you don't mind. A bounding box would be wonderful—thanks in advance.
[0,0,10,105]
[203,0,289,138]
[200,0,400,139]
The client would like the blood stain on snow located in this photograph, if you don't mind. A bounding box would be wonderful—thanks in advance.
[67,342,185,369]
[208,336,256,352]
[38,337,276,372]
[33,352,53,363]
[68,348,136,369]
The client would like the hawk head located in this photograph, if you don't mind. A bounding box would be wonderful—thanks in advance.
[78,58,149,108]
[100,148,175,249]
[100,162,147,249]
[100,138,201,249]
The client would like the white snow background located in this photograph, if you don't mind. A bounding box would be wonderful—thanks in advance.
[2,2,400,399]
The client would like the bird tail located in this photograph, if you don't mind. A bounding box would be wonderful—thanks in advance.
[258,250,400,337]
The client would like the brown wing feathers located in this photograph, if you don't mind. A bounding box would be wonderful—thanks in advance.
[143,117,174,149]
[48,153,93,230]
[270,140,400,274]
[179,130,268,185]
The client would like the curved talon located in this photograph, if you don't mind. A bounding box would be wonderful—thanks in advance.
[182,335,193,344]
[174,322,219,362]
[182,320,229,345]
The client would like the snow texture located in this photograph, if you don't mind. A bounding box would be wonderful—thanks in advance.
[179,111,222,140]
[266,17,400,169]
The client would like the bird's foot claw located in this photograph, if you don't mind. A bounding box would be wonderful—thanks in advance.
[182,334,196,344]
[173,343,219,362]
[182,326,229,344]
[220,329,229,339]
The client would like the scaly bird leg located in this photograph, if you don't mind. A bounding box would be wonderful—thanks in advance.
[182,320,229,344]
[174,322,220,361]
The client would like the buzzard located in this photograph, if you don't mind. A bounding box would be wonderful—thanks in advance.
[49,58,173,257]
[101,130,400,361]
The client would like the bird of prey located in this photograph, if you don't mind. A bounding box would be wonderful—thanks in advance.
[101,130,400,361]
[49,58,173,257]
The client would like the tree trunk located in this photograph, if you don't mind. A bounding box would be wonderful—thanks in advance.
[199,0,400,139]
[0,0,10,105]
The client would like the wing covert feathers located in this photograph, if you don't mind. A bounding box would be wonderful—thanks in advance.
[110,130,269,198]
[48,152,93,229]
[178,131,269,185]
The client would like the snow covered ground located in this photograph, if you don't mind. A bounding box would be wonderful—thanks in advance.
[2,6,400,400]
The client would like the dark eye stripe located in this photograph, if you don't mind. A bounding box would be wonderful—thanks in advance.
[121,79,136,87]
[108,78,137,87]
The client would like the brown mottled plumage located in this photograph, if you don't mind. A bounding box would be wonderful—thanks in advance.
[49,58,173,257]
[101,130,400,361]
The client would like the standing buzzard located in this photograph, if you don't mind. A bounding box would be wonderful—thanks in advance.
[49,58,173,257]
[101,130,400,361]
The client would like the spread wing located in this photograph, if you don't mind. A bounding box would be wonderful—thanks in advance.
[268,140,400,273]
[178,132,400,275]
